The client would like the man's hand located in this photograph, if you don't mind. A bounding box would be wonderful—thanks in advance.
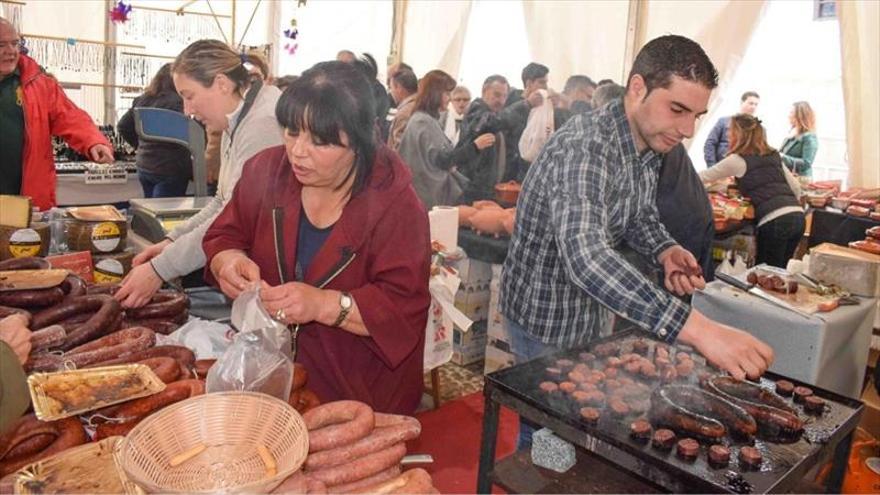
[526,90,544,108]
[677,309,774,380]
[89,144,115,164]
[474,133,496,150]
[0,314,32,365]
[658,245,705,296]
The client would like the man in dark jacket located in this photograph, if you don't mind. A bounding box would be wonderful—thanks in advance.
[703,90,760,166]
[500,62,550,179]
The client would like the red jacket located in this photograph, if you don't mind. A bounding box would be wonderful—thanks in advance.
[203,145,431,414]
[17,54,110,209]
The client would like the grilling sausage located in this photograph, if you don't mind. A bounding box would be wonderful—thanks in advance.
[703,376,804,441]
[649,385,757,442]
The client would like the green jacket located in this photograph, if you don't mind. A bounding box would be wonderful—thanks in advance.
[0,341,29,434]
[780,131,818,176]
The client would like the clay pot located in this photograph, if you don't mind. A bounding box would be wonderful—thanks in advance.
[495,181,521,206]
[502,209,516,236]
[458,205,478,227]
[472,200,503,210]
[470,209,508,237]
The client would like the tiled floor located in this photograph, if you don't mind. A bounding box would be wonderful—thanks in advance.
[418,360,485,411]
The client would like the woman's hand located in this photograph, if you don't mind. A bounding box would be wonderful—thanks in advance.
[474,133,496,150]
[0,314,32,365]
[133,239,172,266]
[211,250,261,299]
[115,263,163,308]
[260,281,335,325]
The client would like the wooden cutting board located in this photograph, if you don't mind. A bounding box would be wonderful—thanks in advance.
[0,269,68,291]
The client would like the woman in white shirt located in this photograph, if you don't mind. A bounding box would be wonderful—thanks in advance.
[700,114,804,268]
[115,40,283,307]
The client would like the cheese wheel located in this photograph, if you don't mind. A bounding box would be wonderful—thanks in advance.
[66,219,128,254]
[93,250,135,283]
[0,222,50,260]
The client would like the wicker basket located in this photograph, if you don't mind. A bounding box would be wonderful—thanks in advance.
[116,392,309,493]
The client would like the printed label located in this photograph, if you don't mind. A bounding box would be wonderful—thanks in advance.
[91,222,121,253]
[8,228,41,257]
[94,257,124,283]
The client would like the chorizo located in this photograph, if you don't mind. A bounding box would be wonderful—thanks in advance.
[31,294,122,350]
[88,344,195,369]
[648,385,757,442]
[0,416,87,477]
[94,379,204,440]
[0,287,65,309]
[194,359,216,380]
[328,466,400,494]
[0,257,50,271]
[60,274,87,297]
[29,324,66,352]
[124,291,189,320]
[121,310,188,334]
[135,356,182,383]
[60,327,156,368]
[305,442,407,487]
[85,283,120,295]
[703,376,804,441]
[305,414,420,471]
[303,401,375,453]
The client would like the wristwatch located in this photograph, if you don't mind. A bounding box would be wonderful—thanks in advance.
[332,292,353,327]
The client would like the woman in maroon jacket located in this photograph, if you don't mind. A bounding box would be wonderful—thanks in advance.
[202,61,431,415]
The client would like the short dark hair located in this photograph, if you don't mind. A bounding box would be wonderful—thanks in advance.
[482,74,509,92]
[395,62,413,74]
[741,91,760,101]
[353,53,378,80]
[273,75,298,91]
[521,62,549,86]
[415,70,456,119]
[145,63,175,97]
[627,35,718,95]
[597,79,616,87]
[275,61,377,197]
[563,75,596,95]
[390,69,418,94]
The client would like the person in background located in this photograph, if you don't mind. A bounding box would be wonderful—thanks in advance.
[0,17,113,209]
[351,53,390,136]
[398,70,473,208]
[336,50,356,63]
[0,313,31,432]
[203,61,431,414]
[117,63,193,198]
[780,101,818,177]
[700,114,803,268]
[596,78,616,87]
[114,39,283,308]
[244,50,271,84]
[439,85,470,146]
[382,61,414,140]
[703,91,760,166]
[591,82,625,109]
[501,62,552,180]
[555,75,597,127]
[273,75,299,92]
[387,68,418,150]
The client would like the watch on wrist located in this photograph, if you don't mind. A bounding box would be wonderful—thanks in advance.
[332,292,353,327]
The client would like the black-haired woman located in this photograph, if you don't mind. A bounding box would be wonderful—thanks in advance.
[203,61,431,415]
[117,63,193,198]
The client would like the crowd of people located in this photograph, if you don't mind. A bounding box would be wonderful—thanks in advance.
[0,9,820,428]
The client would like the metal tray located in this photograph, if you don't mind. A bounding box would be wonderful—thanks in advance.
[485,329,864,493]
[28,364,165,421]
[14,436,144,494]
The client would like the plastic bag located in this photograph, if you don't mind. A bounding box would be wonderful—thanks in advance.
[518,89,554,163]
[165,318,236,359]
[206,287,293,401]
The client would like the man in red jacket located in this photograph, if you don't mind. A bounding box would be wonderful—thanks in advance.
[0,17,113,210]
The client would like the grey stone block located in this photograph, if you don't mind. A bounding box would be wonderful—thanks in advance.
[530,427,576,473]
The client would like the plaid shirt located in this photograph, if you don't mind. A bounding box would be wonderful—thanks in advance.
[500,99,691,348]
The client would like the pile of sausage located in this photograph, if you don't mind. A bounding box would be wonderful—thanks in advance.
[0,257,190,373]
[273,401,435,494]
[746,271,798,294]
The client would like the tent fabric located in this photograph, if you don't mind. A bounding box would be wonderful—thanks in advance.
[837,0,880,188]
[399,0,473,78]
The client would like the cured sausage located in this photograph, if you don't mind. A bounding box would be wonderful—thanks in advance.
[292,363,309,391]
[30,324,66,352]
[94,379,205,440]
[708,444,731,467]
[329,465,401,494]
[305,442,407,487]
[355,468,434,495]
[305,414,420,471]
[703,376,804,441]
[289,388,322,414]
[303,401,375,453]
[136,356,182,383]
[0,257,50,271]
[649,385,757,442]
[194,359,216,380]
[31,294,122,350]
[124,291,189,320]
[58,327,156,369]
[0,415,87,477]
[272,471,328,494]
[0,305,31,321]
[121,310,188,334]
[60,274,87,298]
[0,287,65,309]
[89,345,195,369]
[85,283,120,295]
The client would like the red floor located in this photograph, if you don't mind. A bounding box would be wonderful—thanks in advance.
[410,392,518,494]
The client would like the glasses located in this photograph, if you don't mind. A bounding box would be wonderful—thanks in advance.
[0,40,21,50]
[452,98,470,102]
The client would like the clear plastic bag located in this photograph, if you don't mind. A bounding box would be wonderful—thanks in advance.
[206,287,293,401]
[518,89,555,163]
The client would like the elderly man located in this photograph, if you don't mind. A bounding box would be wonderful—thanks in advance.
[387,68,418,150]
[0,17,113,209]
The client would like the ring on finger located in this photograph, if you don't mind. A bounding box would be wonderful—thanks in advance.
[274,308,286,321]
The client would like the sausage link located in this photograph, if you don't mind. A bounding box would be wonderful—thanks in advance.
[703,376,804,441]
[292,363,309,391]
[0,257,50,271]
[303,401,375,453]
[649,385,757,442]
[0,287,65,309]
[94,379,205,439]
[136,356,182,383]
[85,283,120,295]
[31,294,122,350]
[124,291,189,320]
[4,433,57,460]
[88,344,195,369]
[0,416,57,460]
[306,442,407,487]
[121,310,188,334]
[194,359,216,380]
[272,471,328,494]
[359,468,434,495]
[329,465,401,494]
[0,416,87,477]
[30,325,67,352]
[60,274,87,297]
[0,305,31,322]
[305,415,420,470]
[289,389,322,414]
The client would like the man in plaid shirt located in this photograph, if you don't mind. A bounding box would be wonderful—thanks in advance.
[501,35,773,446]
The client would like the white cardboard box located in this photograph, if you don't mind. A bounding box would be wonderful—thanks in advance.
[452,257,493,286]
[487,280,508,346]
[484,343,516,374]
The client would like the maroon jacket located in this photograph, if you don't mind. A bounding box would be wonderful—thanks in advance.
[203,145,431,414]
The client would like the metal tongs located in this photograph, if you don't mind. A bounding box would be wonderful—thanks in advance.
[796,273,860,306]
[715,272,814,319]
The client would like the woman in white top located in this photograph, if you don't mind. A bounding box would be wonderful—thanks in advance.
[115,40,284,307]
[700,114,804,268]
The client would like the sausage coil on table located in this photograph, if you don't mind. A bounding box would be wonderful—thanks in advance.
[94,379,205,440]
[0,415,87,477]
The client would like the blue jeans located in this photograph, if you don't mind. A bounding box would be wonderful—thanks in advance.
[504,316,561,450]
[139,171,189,198]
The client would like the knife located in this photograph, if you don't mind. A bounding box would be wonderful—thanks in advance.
[715,272,814,319]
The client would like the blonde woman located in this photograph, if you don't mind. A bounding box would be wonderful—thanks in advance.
[780,101,818,177]
[115,40,283,307]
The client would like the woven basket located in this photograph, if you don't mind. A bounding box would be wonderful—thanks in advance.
[116,392,309,493]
